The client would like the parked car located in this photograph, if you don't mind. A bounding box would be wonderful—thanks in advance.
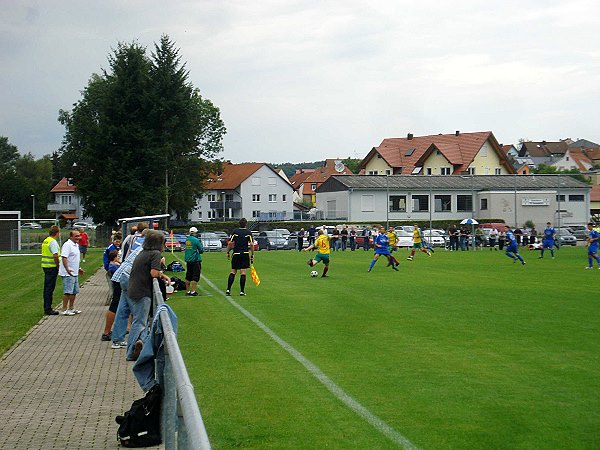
[214,231,230,247]
[272,228,291,238]
[72,221,96,229]
[164,236,183,252]
[421,230,447,247]
[566,225,588,240]
[21,222,42,229]
[556,228,577,246]
[198,232,223,251]
[256,231,291,250]
[395,229,413,248]
[288,232,310,249]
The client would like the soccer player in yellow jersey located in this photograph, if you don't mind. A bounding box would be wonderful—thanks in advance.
[386,227,400,267]
[407,223,431,260]
[304,229,330,277]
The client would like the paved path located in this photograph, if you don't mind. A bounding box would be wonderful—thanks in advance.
[0,269,162,449]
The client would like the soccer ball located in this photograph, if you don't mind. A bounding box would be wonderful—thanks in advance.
[310,270,319,277]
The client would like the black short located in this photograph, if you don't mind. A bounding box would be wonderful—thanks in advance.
[231,253,250,270]
[186,261,201,282]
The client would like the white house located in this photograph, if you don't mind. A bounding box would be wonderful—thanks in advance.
[188,162,294,222]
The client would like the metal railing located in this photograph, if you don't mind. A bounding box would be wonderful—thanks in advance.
[152,279,211,449]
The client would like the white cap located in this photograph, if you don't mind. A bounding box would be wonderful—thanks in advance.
[189,226,198,233]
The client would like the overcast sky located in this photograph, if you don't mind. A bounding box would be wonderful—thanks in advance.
[1,0,599,164]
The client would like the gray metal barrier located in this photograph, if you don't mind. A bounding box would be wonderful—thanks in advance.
[152,279,211,449]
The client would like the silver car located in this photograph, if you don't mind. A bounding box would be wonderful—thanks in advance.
[199,232,223,251]
[556,229,577,246]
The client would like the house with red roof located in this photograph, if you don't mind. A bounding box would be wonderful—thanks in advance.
[188,162,294,222]
[47,177,85,222]
[289,159,353,207]
[358,131,515,176]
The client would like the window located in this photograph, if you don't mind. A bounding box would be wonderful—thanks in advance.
[60,195,72,205]
[434,195,451,212]
[252,210,260,218]
[207,193,216,202]
[568,194,584,202]
[268,194,277,202]
[361,195,374,212]
[198,212,202,218]
[495,168,502,175]
[282,194,287,202]
[367,170,378,175]
[252,194,260,202]
[426,168,432,175]
[268,177,277,185]
[480,147,488,157]
[252,177,261,186]
[208,210,216,219]
[311,183,317,191]
[385,169,392,175]
[556,195,565,202]
[389,195,406,212]
[441,167,451,175]
[412,195,429,212]
[457,195,473,212]
[480,198,488,210]
[225,193,233,201]
[466,167,475,175]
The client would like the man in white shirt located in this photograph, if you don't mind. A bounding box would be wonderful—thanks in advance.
[58,229,85,315]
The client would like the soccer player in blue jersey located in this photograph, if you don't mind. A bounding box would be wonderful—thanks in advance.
[585,222,600,269]
[539,222,556,259]
[504,225,526,265]
[369,226,399,271]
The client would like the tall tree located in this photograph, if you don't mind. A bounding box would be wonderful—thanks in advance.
[58,37,225,225]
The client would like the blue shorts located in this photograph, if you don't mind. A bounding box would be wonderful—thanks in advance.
[506,243,518,253]
[375,247,391,255]
[62,275,80,295]
[588,245,599,256]
[542,239,554,249]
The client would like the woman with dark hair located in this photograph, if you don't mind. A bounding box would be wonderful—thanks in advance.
[127,230,170,360]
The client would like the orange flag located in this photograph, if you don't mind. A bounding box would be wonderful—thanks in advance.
[250,264,260,286]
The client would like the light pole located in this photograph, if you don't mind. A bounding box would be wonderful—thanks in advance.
[221,192,226,222]
[31,194,35,221]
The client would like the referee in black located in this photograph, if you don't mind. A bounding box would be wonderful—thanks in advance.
[226,218,255,296]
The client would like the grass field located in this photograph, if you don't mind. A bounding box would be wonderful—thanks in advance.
[169,246,599,449]
[1,246,598,448]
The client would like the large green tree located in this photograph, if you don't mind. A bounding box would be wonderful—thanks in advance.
[58,36,225,225]
[0,136,53,217]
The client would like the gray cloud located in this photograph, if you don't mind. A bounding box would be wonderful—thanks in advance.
[1,0,598,163]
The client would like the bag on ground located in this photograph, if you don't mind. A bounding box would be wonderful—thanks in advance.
[116,384,162,448]
[169,276,187,291]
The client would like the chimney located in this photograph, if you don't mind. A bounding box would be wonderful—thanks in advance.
[455,130,460,136]
[407,133,413,140]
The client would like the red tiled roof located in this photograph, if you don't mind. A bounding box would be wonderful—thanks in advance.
[567,149,593,172]
[50,177,77,193]
[204,162,265,190]
[361,131,513,174]
[290,159,353,195]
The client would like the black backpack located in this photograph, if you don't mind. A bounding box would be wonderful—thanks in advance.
[170,276,187,292]
[116,384,162,447]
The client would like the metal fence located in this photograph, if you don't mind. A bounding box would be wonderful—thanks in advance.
[151,279,211,449]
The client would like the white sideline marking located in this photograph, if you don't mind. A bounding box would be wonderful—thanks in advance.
[201,275,419,449]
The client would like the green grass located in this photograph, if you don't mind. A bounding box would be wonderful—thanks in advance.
[168,247,600,449]
[0,249,104,354]
[1,247,598,448]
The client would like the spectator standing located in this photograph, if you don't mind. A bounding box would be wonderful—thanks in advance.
[122,222,147,260]
[362,227,371,251]
[297,228,305,251]
[498,229,506,250]
[58,229,85,315]
[78,228,89,262]
[127,230,170,360]
[101,250,121,341]
[103,233,122,304]
[184,227,204,296]
[340,226,348,251]
[448,225,458,251]
[488,227,498,250]
[226,218,255,296]
[513,227,523,246]
[331,227,340,251]
[529,228,537,246]
[41,225,61,315]
[349,226,356,251]
[307,224,316,247]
